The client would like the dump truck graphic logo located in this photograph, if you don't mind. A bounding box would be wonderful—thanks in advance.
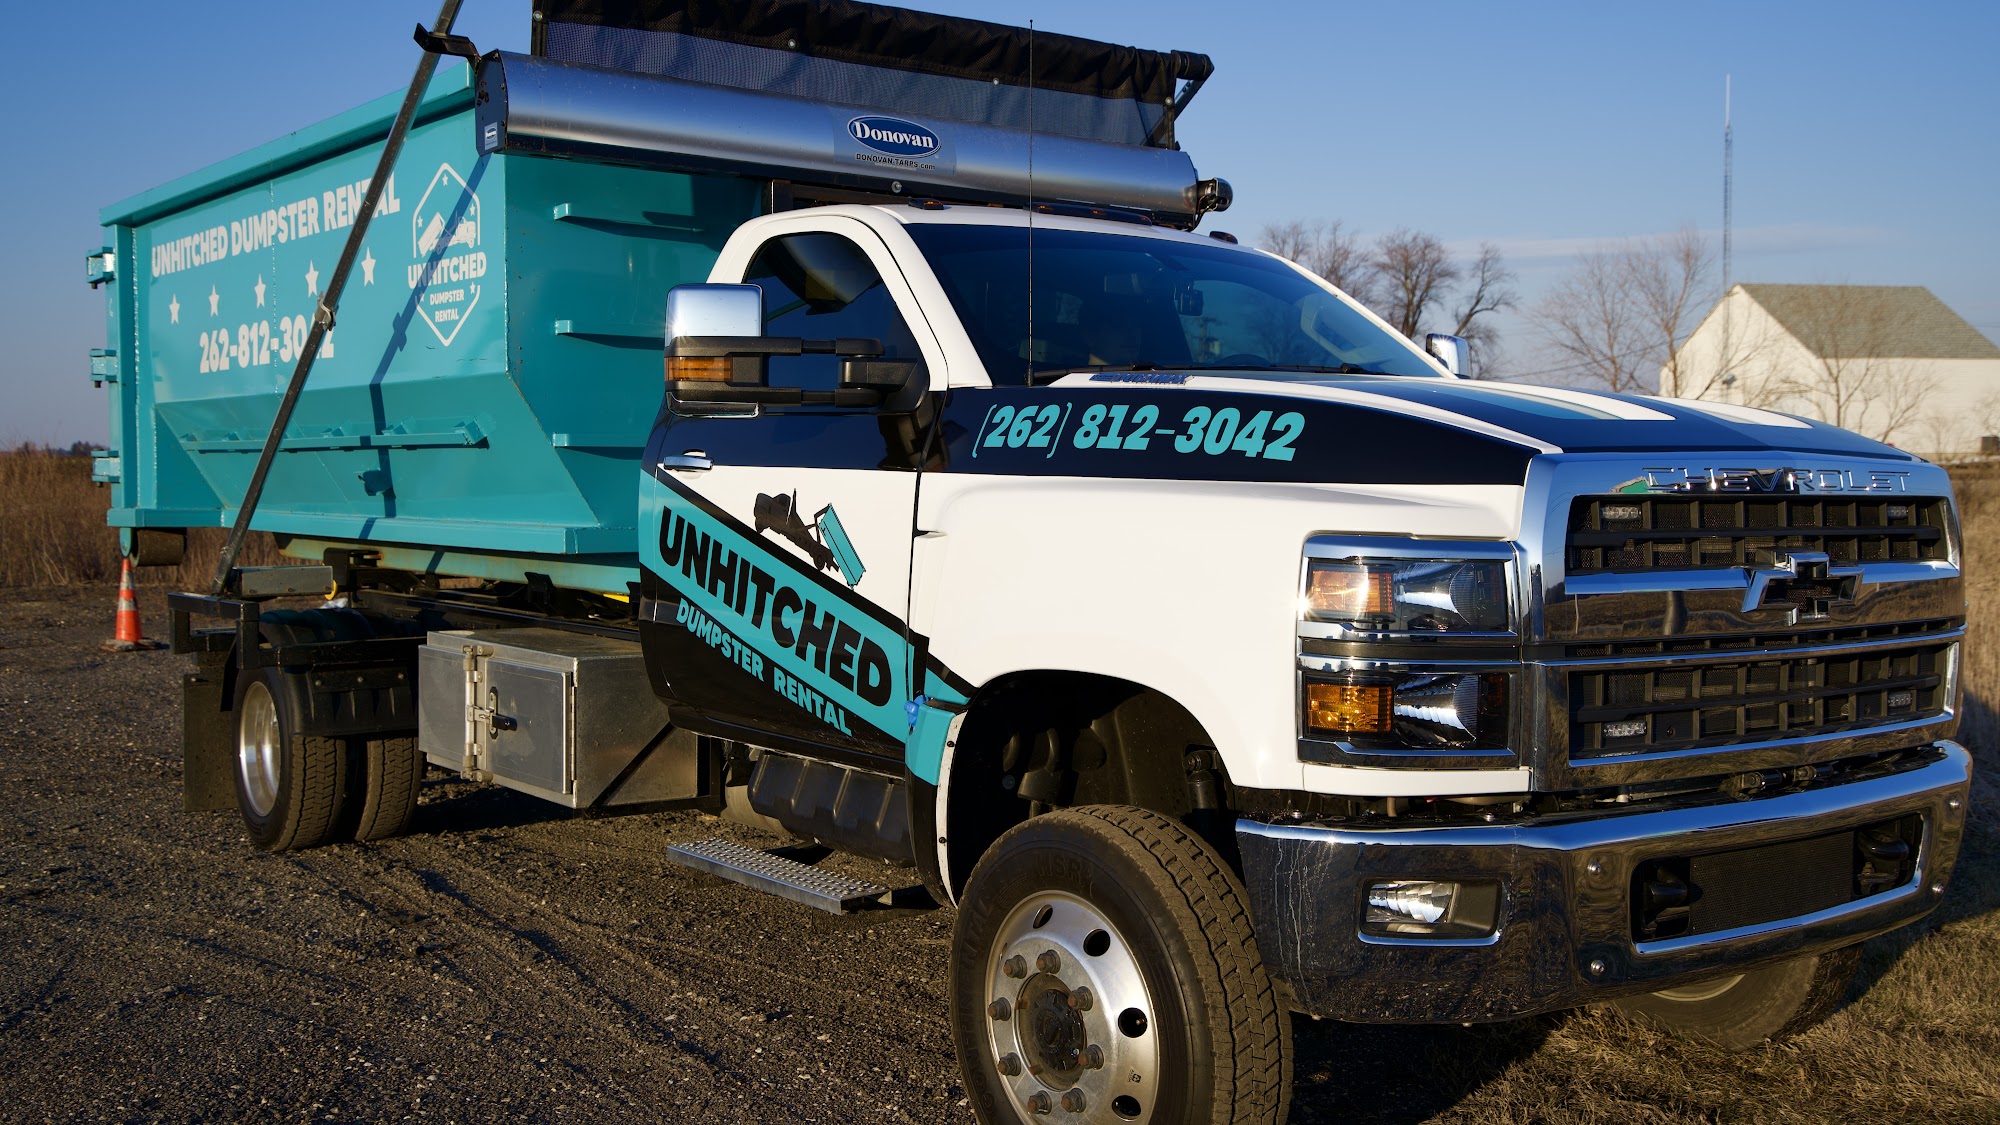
[409,163,484,347]
[754,493,866,587]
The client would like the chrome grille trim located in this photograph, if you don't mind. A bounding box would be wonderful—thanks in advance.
[1565,494,1950,574]
[1567,638,1952,758]
[1517,453,1964,788]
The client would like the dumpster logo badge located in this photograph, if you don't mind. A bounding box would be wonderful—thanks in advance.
[754,493,867,588]
[408,162,485,347]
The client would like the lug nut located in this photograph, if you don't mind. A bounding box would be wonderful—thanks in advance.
[988,998,1011,1021]
[1024,1091,1052,1115]
[1082,1045,1104,1070]
[1060,1088,1087,1113]
[1587,959,1608,976]
[996,1053,1022,1076]
[1067,986,1095,1011]
[1003,955,1028,979]
[1037,950,1063,974]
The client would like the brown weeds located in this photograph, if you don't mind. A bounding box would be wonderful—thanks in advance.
[0,450,286,588]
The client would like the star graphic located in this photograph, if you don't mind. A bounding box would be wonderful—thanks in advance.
[208,286,220,316]
[360,248,377,285]
[254,276,266,307]
[305,261,320,296]
[168,295,180,324]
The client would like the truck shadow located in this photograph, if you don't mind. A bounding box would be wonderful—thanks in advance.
[407,772,580,835]
[1287,1016,1552,1123]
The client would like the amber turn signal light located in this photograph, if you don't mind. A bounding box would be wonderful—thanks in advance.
[1306,565,1393,620]
[666,356,732,382]
[1305,682,1393,735]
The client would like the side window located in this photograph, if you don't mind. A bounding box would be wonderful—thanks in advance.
[743,233,920,392]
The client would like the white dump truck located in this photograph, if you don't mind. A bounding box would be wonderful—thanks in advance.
[96,3,1971,1122]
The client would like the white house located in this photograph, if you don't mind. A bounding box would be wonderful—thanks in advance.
[1662,283,2000,457]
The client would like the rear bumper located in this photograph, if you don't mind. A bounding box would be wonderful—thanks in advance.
[1235,742,1972,1023]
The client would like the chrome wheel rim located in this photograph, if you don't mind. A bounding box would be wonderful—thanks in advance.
[982,892,1160,1123]
[1652,973,1744,1002]
[237,680,281,818]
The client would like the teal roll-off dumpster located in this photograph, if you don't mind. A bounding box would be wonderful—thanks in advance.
[92,63,760,593]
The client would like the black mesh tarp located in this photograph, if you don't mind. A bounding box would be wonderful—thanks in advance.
[532,0,1211,147]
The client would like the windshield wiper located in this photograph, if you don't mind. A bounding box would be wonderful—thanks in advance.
[1205,362,1391,376]
[1027,363,1163,383]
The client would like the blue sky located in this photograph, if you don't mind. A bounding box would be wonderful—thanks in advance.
[3,0,1994,441]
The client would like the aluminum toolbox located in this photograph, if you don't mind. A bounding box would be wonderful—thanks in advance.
[418,628,699,809]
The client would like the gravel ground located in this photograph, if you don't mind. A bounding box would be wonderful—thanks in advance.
[2,584,1994,1125]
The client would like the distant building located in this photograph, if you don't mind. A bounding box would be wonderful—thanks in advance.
[1661,283,2000,457]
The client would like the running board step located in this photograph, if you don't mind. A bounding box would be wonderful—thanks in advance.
[663,837,892,914]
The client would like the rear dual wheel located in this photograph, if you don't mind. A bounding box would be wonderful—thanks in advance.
[233,668,349,851]
[233,667,422,850]
[951,806,1291,1125]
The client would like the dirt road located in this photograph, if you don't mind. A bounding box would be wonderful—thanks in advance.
[3,585,1996,1124]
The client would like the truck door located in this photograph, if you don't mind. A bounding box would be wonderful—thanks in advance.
[639,220,943,767]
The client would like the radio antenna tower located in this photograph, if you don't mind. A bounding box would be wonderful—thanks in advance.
[1722,75,1733,290]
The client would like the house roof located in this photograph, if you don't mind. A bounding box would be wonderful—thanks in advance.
[1737,283,2000,360]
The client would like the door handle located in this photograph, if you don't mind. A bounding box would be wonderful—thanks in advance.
[658,450,713,472]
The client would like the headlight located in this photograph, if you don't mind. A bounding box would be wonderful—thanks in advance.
[1303,558,1509,635]
[1303,672,1509,749]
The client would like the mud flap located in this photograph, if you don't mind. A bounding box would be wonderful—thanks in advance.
[181,652,236,813]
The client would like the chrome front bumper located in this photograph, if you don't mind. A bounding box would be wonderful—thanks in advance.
[1235,742,1973,1024]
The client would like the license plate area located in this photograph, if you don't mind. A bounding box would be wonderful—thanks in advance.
[1631,813,1923,942]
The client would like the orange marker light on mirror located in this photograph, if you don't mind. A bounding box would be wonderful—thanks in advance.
[666,356,732,383]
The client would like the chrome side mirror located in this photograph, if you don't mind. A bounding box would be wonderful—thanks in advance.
[664,283,763,342]
[1424,333,1470,377]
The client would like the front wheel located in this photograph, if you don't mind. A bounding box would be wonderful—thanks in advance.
[950,806,1291,1125]
[1608,943,1863,1049]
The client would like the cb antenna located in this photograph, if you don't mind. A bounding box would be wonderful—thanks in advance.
[1025,20,1036,384]
[1722,74,1733,291]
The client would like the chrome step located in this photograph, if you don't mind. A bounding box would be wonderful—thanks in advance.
[663,837,892,914]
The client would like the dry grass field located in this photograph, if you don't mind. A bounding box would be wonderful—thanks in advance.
[0,449,1994,1122]
[0,449,284,587]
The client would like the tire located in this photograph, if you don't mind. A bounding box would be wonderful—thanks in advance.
[352,736,423,842]
[232,666,350,852]
[950,806,1291,1125]
[1609,943,1863,1049]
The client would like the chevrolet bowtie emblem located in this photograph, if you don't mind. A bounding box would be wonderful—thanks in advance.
[1743,551,1862,622]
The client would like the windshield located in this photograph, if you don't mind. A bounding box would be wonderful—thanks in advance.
[904,224,1441,383]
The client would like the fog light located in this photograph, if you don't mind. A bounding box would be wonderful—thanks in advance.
[1362,879,1501,938]
[1368,881,1455,924]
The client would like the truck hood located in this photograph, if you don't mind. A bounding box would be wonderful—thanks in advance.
[1094,372,1916,461]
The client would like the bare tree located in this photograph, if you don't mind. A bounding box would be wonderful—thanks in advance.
[1258,219,1372,303]
[1259,221,1516,372]
[1916,407,1963,462]
[1532,227,1778,398]
[1975,391,2000,448]
[1450,241,1517,359]
[1637,227,1713,397]
[1773,285,1936,445]
[1371,228,1459,338]
[1531,249,1652,393]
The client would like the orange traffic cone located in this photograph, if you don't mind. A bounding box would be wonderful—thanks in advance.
[102,558,161,652]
